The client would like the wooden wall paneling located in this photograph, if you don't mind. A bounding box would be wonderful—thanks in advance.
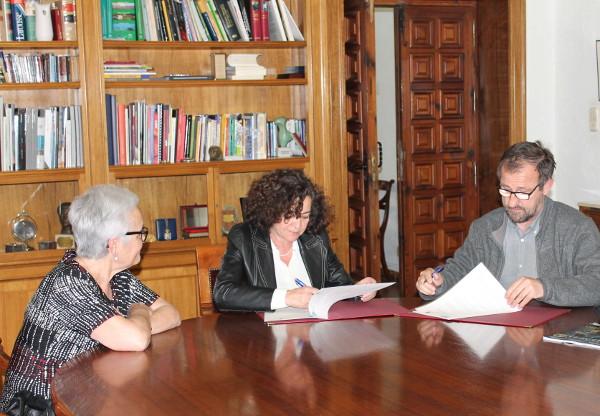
[306,0,349,262]
[508,0,526,143]
[477,0,510,215]
[80,0,109,186]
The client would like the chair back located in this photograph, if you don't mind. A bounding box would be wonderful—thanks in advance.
[195,245,226,314]
[378,179,395,280]
[0,337,10,390]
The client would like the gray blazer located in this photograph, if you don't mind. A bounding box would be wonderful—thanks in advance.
[421,197,600,306]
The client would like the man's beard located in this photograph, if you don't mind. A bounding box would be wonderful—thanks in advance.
[505,206,535,224]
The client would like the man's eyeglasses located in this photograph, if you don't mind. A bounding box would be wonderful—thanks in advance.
[498,184,541,201]
[125,226,149,242]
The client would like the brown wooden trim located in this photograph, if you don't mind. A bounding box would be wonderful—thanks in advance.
[508,0,526,143]
[375,0,476,6]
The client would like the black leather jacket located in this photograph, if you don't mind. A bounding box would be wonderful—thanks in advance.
[213,222,352,311]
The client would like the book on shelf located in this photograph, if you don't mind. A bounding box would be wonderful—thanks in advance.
[227,0,249,41]
[51,1,62,40]
[2,1,13,41]
[248,0,260,40]
[10,0,26,41]
[260,0,269,40]
[0,51,79,83]
[212,0,240,41]
[266,0,284,41]
[0,102,83,171]
[23,0,34,41]
[205,0,228,40]
[276,0,302,41]
[61,0,77,41]
[105,95,299,165]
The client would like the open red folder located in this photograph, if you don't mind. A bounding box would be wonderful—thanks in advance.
[394,304,571,328]
[261,298,570,328]
[260,298,404,325]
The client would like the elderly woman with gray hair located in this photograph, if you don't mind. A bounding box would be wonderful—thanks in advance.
[0,184,180,415]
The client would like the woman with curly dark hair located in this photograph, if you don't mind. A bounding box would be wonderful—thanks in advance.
[213,169,376,311]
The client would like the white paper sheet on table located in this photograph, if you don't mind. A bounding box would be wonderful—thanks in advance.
[413,262,520,320]
[264,282,395,322]
[308,282,395,319]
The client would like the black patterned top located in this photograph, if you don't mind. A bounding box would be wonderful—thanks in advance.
[0,251,158,411]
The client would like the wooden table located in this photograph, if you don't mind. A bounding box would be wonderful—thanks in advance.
[52,299,600,416]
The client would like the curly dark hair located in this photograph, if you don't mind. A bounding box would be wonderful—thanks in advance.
[244,169,330,234]
[497,140,556,186]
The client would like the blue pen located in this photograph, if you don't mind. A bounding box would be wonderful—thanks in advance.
[432,265,444,280]
[294,278,305,287]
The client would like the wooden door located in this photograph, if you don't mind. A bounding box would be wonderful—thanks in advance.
[399,4,479,295]
[344,0,381,281]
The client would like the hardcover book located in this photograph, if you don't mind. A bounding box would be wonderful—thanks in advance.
[543,322,600,350]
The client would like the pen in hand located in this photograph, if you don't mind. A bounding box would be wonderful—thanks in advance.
[432,265,444,283]
[294,278,305,288]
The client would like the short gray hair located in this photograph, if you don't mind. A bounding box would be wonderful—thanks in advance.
[68,184,139,259]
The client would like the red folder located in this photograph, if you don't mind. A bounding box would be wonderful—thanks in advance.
[394,304,571,328]
[261,298,405,325]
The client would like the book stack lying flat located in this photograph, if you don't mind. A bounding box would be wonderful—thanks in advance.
[104,60,156,80]
[226,53,266,80]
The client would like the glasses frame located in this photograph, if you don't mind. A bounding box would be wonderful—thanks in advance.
[498,184,541,201]
[125,226,149,242]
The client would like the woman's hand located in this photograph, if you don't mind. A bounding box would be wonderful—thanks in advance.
[356,277,377,302]
[285,287,319,308]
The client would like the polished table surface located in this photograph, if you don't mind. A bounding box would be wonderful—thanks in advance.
[52,299,600,416]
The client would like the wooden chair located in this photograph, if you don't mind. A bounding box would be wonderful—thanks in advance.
[0,337,10,390]
[195,245,226,314]
[378,179,395,281]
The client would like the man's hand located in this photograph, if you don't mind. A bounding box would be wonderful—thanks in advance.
[356,277,377,302]
[285,287,319,308]
[416,268,444,295]
[505,277,544,309]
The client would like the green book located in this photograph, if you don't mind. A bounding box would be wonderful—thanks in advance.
[134,0,144,40]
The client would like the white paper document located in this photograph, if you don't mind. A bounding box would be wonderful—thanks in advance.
[413,263,520,320]
[308,282,395,319]
[264,282,395,322]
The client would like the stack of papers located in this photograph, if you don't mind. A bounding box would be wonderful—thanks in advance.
[264,282,395,322]
[413,263,520,320]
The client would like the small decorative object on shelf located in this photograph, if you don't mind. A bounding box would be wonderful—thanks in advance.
[221,205,239,235]
[5,243,27,252]
[155,218,177,241]
[34,2,54,41]
[11,210,37,251]
[57,202,72,235]
[55,234,75,249]
[38,240,57,250]
[180,204,209,239]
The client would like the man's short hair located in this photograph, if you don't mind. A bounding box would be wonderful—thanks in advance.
[497,141,556,185]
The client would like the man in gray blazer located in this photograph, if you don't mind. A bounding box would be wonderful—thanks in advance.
[417,141,600,308]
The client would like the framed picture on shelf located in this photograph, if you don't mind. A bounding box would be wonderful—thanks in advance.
[155,218,177,241]
[180,205,208,238]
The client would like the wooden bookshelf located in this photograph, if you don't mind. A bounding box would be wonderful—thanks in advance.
[0,0,348,351]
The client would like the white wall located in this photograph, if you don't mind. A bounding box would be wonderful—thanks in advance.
[527,0,600,207]
[375,8,400,271]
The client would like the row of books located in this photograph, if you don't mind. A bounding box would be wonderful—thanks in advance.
[0,100,83,172]
[0,0,77,41]
[104,60,155,79]
[105,94,307,165]
[0,51,78,83]
[101,0,302,42]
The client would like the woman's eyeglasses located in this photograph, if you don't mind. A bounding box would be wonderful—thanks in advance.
[125,226,149,242]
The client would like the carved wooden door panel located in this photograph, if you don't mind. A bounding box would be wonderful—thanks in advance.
[344,0,380,281]
[400,5,479,295]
